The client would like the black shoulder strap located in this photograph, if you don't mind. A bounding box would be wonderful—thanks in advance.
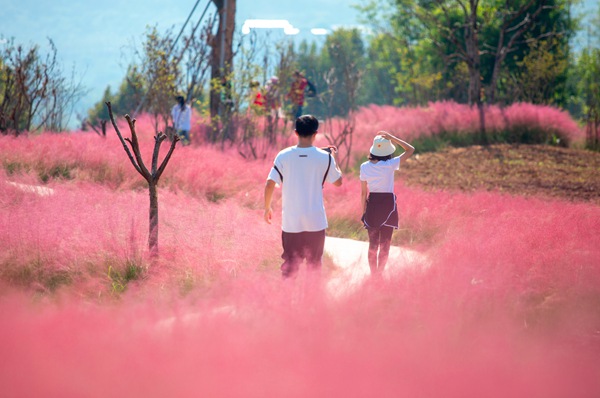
[322,153,331,187]
[273,164,283,182]
[274,154,330,186]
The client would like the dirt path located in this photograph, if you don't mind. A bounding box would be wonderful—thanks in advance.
[324,237,428,298]
[403,144,600,204]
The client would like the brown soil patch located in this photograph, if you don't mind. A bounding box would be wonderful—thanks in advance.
[402,144,600,205]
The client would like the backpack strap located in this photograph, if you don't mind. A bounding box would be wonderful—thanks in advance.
[322,153,331,187]
[274,153,330,186]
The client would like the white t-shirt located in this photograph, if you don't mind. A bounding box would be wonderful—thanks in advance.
[171,104,192,131]
[359,157,401,193]
[267,146,342,233]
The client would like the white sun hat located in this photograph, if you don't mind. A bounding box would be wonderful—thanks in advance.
[369,135,396,157]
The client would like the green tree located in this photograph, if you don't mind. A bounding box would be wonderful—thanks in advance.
[87,66,144,126]
[356,0,575,107]
[296,28,365,118]
[576,48,600,150]
[503,38,568,105]
[137,26,179,134]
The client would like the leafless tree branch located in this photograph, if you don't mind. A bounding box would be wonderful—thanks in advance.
[105,101,144,177]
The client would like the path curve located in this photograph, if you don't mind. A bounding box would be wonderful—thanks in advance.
[325,236,429,298]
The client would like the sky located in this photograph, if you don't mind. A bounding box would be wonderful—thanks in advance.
[1,0,597,127]
[1,0,362,125]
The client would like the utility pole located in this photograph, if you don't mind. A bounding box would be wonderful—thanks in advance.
[209,0,236,141]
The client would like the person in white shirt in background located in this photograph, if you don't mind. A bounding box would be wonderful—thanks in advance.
[171,95,192,145]
[360,132,414,277]
[264,115,343,278]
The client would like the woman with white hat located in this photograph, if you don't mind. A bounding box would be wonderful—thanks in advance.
[360,132,415,276]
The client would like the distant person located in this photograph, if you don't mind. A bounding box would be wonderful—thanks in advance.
[171,95,192,145]
[360,132,414,277]
[248,80,265,115]
[264,115,343,278]
[264,76,282,119]
[287,71,316,120]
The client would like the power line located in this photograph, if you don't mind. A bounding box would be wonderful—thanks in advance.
[133,0,211,117]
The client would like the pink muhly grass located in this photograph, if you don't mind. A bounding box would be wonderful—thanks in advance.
[345,102,584,165]
[1,119,599,396]
[502,102,585,144]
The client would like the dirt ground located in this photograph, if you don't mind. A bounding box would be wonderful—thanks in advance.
[402,144,600,205]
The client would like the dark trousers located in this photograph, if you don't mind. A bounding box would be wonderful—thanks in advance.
[292,104,303,120]
[367,226,394,274]
[281,230,325,278]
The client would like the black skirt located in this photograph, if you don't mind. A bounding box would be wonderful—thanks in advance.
[362,192,398,229]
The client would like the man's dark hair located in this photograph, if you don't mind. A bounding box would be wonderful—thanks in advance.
[295,115,318,137]
[368,153,392,161]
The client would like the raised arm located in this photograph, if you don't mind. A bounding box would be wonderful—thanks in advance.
[327,145,343,187]
[380,132,415,165]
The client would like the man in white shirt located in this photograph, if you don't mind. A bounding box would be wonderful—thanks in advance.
[264,115,343,278]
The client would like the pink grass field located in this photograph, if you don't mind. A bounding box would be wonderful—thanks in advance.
[1,104,599,397]
[339,101,586,158]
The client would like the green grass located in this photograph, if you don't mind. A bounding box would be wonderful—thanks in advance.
[327,217,369,242]
[412,128,568,154]
[3,160,28,175]
[107,259,146,295]
[0,255,74,292]
[38,163,74,183]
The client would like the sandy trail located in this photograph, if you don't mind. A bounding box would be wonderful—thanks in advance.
[324,236,428,299]
[156,236,428,330]
[6,181,55,196]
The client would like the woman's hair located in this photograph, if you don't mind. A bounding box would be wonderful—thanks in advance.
[176,95,185,110]
[368,153,392,161]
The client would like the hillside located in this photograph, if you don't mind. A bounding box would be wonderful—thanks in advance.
[403,144,600,205]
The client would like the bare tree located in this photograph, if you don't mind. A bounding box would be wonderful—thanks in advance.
[0,38,85,134]
[0,41,50,134]
[134,27,179,135]
[106,101,179,256]
[175,9,215,104]
[87,119,107,137]
[320,68,359,171]
[318,31,363,170]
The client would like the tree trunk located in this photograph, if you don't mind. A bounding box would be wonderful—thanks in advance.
[209,0,236,141]
[467,62,481,106]
[488,43,505,104]
[463,1,486,143]
[464,1,481,107]
[148,181,159,256]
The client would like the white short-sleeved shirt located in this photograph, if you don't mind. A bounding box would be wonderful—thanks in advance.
[171,104,192,131]
[359,157,401,193]
[267,146,342,233]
